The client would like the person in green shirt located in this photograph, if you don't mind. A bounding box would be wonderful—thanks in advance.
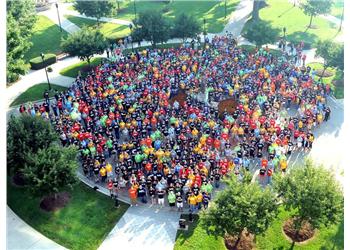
[168,191,176,211]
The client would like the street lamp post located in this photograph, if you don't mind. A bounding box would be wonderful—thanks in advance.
[283,27,286,38]
[41,53,51,90]
[225,0,227,18]
[203,18,206,42]
[55,2,62,32]
[133,0,137,19]
[129,24,134,52]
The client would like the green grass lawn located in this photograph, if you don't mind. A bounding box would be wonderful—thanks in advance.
[174,208,343,250]
[331,0,344,19]
[59,57,104,78]
[113,0,240,33]
[242,0,341,47]
[307,62,344,99]
[7,179,129,250]
[174,214,226,250]
[24,15,69,62]
[64,15,131,39]
[10,83,67,107]
[255,207,344,250]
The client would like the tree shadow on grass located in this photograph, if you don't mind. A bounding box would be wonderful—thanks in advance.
[175,213,200,245]
[287,31,318,46]
[320,217,344,250]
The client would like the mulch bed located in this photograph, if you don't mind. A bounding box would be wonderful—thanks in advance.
[12,172,26,186]
[224,231,256,250]
[40,192,71,212]
[218,98,238,118]
[169,90,188,107]
[315,69,334,78]
[283,218,315,243]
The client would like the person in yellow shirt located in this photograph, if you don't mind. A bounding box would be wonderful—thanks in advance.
[196,193,203,210]
[100,166,107,183]
[106,163,113,178]
[188,193,197,212]
[280,160,287,172]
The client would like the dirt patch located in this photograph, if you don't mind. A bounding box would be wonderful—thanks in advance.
[169,90,188,107]
[224,231,256,250]
[315,69,334,78]
[283,218,315,243]
[13,172,26,186]
[40,192,71,212]
[218,98,238,118]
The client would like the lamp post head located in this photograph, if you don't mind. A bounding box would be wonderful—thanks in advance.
[55,2,58,8]
[129,23,133,30]
[41,53,44,59]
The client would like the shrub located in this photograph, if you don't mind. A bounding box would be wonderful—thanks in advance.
[47,66,53,72]
[162,6,170,13]
[29,54,57,70]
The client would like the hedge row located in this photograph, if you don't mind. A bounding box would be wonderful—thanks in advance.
[29,54,57,70]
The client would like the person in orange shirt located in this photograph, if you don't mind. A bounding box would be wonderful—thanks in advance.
[128,186,138,207]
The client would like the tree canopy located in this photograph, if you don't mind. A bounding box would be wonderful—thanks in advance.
[316,40,344,75]
[243,20,280,47]
[73,0,116,23]
[7,115,58,173]
[132,10,170,47]
[6,0,37,83]
[201,174,278,245]
[61,27,108,64]
[172,13,201,41]
[274,160,343,230]
[302,0,333,27]
[22,145,79,197]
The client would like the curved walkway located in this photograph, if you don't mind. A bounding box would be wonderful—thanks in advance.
[7,206,67,250]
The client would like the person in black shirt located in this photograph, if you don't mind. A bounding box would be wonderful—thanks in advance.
[138,185,147,203]
[157,189,165,208]
[149,186,156,204]
[176,193,183,212]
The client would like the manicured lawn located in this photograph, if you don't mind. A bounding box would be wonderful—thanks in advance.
[255,207,344,250]
[174,208,343,250]
[64,15,131,39]
[113,0,240,33]
[174,214,226,250]
[24,15,69,62]
[7,179,129,250]
[59,57,104,78]
[331,0,344,19]
[307,62,344,99]
[242,0,341,47]
[10,83,67,107]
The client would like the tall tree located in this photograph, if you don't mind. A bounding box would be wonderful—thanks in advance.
[243,20,280,47]
[302,0,333,28]
[7,115,58,173]
[201,174,278,248]
[74,0,116,24]
[132,10,170,47]
[316,40,344,79]
[22,145,79,198]
[274,160,343,234]
[61,27,108,65]
[172,13,201,41]
[6,0,37,83]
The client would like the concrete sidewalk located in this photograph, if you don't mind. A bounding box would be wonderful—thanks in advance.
[7,206,67,250]
[98,205,181,250]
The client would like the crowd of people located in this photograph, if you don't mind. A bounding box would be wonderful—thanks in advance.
[18,35,332,210]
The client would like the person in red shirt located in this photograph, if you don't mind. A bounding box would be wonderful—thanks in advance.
[128,186,138,207]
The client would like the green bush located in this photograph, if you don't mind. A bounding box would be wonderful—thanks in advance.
[29,54,57,70]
